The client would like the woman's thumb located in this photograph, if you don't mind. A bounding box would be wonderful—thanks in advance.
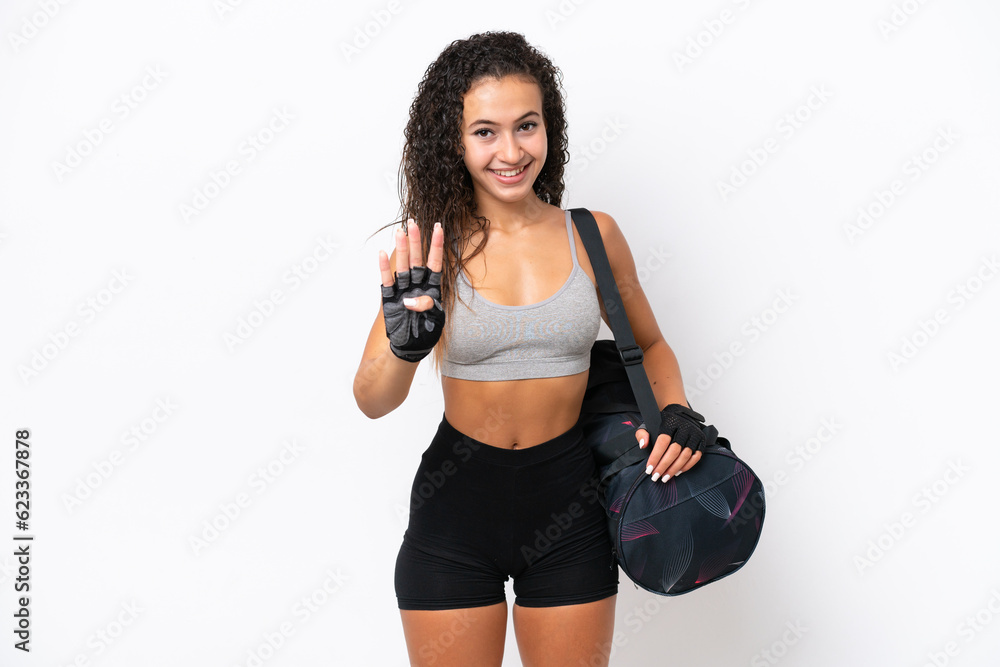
[403,295,432,311]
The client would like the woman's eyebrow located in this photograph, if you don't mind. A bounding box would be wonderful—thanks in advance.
[468,111,541,128]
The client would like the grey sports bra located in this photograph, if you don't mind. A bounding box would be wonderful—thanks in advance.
[440,210,602,381]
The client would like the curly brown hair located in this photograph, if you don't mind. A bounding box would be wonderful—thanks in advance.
[372,30,570,373]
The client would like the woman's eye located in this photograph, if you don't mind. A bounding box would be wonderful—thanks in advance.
[473,122,536,138]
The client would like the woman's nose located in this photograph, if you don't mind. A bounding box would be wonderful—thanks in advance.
[497,132,522,164]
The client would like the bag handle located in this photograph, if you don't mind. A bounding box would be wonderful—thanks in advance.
[569,208,664,471]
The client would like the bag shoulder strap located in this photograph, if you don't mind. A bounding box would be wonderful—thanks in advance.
[569,208,664,461]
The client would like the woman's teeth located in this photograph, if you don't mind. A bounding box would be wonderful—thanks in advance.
[490,165,526,177]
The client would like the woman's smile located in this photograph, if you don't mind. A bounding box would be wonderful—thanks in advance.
[488,160,531,182]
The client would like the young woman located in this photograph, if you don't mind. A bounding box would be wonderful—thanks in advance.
[354,31,702,667]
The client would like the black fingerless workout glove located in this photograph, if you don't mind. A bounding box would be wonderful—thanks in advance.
[640,404,713,454]
[381,265,445,363]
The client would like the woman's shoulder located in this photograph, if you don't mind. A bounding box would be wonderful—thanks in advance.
[579,209,626,245]
[578,209,635,275]
[566,207,619,229]
[564,207,629,249]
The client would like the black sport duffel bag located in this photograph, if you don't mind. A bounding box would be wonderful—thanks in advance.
[571,208,766,596]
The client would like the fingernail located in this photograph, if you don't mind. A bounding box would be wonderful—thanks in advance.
[434,222,441,229]
[403,297,417,306]
[638,438,645,449]
[645,465,653,475]
[661,474,672,483]
[651,472,660,482]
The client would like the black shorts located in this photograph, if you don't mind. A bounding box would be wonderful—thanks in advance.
[394,412,619,610]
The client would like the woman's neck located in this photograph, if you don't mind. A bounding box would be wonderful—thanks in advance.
[473,193,553,233]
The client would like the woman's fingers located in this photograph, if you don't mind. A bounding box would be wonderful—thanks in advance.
[635,428,701,482]
[635,427,654,452]
[406,218,423,266]
[394,225,409,276]
[644,433,675,482]
[379,249,394,287]
[640,432,704,482]
[679,450,703,474]
[381,219,443,308]
[658,443,692,479]
[387,218,443,280]
[427,222,444,272]
[636,423,707,482]
[406,219,445,271]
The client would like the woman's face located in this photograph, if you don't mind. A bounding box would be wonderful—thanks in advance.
[459,75,547,207]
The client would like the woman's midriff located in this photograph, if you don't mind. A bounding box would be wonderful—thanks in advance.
[441,370,589,450]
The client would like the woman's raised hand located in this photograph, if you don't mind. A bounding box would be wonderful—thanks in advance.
[379,220,446,363]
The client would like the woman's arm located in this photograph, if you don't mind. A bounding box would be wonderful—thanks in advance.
[592,210,689,408]
[591,210,701,479]
[353,270,421,419]
[353,223,444,419]
[638,339,690,411]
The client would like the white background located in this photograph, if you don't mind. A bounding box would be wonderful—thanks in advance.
[2,0,999,665]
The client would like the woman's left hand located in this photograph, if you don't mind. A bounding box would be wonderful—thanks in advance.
[634,404,709,482]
